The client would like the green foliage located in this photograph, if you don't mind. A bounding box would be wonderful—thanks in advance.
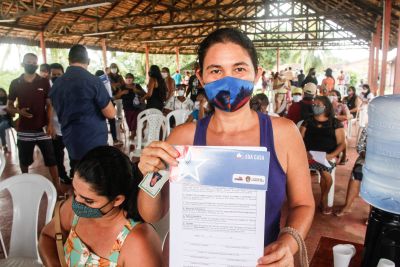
[348,71,358,87]
[0,70,21,92]
[257,49,290,71]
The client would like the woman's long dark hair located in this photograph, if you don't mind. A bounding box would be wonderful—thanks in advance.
[347,86,356,107]
[149,65,167,101]
[74,146,142,221]
[362,84,371,98]
[315,95,335,128]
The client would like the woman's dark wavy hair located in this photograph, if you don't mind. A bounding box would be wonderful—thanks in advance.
[250,93,269,112]
[315,95,336,129]
[197,28,258,73]
[149,65,167,101]
[362,84,371,98]
[74,146,142,221]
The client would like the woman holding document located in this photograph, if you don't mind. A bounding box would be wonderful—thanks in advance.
[300,96,346,215]
[138,28,315,267]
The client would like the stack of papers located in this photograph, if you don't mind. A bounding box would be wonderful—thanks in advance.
[169,146,270,267]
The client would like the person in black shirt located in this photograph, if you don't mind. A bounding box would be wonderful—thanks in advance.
[297,70,305,87]
[186,62,203,102]
[116,73,146,140]
[300,96,346,215]
[301,68,318,88]
[0,88,12,152]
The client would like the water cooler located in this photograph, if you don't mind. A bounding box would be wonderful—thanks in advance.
[360,95,400,266]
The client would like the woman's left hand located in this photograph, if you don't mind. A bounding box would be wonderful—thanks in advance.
[257,241,294,267]
[326,153,335,161]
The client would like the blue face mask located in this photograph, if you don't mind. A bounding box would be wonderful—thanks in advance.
[72,197,113,218]
[204,76,254,112]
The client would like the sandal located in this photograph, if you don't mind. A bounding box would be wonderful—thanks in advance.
[334,209,351,217]
[322,207,333,215]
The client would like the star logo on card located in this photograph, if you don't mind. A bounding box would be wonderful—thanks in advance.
[177,147,207,182]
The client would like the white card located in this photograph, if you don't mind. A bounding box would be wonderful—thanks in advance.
[139,170,169,198]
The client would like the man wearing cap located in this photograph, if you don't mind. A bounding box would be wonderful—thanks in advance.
[287,83,317,124]
[50,45,116,178]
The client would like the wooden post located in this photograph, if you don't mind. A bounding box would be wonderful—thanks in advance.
[380,0,391,96]
[175,46,180,73]
[101,39,107,70]
[374,19,382,95]
[368,33,375,86]
[145,45,150,82]
[394,18,400,94]
[276,47,280,73]
[40,32,47,64]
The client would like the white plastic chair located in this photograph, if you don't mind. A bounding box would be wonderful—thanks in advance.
[166,109,191,136]
[0,174,57,261]
[5,128,17,153]
[137,108,163,120]
[131,114,167,157]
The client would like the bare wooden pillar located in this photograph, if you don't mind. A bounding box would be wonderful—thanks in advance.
[380,0,391,96]
[175,46,180,73]
[101,39,107,70]
[145,45,150,82]
[368,33,375,86]
[374,19,382,95]
[394,18,400,94]
[276,47,280,73]
[40,32,47,63]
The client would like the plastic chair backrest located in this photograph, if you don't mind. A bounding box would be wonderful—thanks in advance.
[137,108,163,121]
[276,98,287,114]
[0,174,57,260]
[166,109,191,135]
[0,152,5,178]
[296,120,304,129]
[136,114,167,149]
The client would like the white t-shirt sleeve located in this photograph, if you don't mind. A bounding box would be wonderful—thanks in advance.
[164,97,175,110]
[186,99,194,111]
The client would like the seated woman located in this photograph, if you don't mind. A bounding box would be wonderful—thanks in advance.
[249,93,279,117]
[329,90,351,122]
[39,146,162,267]
[185,90,210,123]
[138,28,314,266]
[163,84,194,114]
[300,96,346,214]
[329,90,351,165]
[342,86,361,119]
[335,128,367,217]
[0,88,12,152]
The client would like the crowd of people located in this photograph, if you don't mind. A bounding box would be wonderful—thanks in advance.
[0,27,374,267]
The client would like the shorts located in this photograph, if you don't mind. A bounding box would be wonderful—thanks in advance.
[309,160,336,173]
[352,164,363,181]
[17,138,57,167]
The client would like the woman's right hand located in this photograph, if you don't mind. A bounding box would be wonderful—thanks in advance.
[138,141,179,176]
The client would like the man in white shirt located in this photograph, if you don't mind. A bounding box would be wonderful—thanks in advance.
[163,84,194,113]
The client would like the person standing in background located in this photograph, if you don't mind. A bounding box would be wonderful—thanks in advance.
[162,67,176,101]
[39,63,51,79]
[297,70,305,88]
[50,45,116,178]
[301,68,318,88]
[49,63,71,185]
[172,70,182,86]
[142,65,167,111]
[8,53,61,193]
[186,63,203,103]
[321,68,335,92]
